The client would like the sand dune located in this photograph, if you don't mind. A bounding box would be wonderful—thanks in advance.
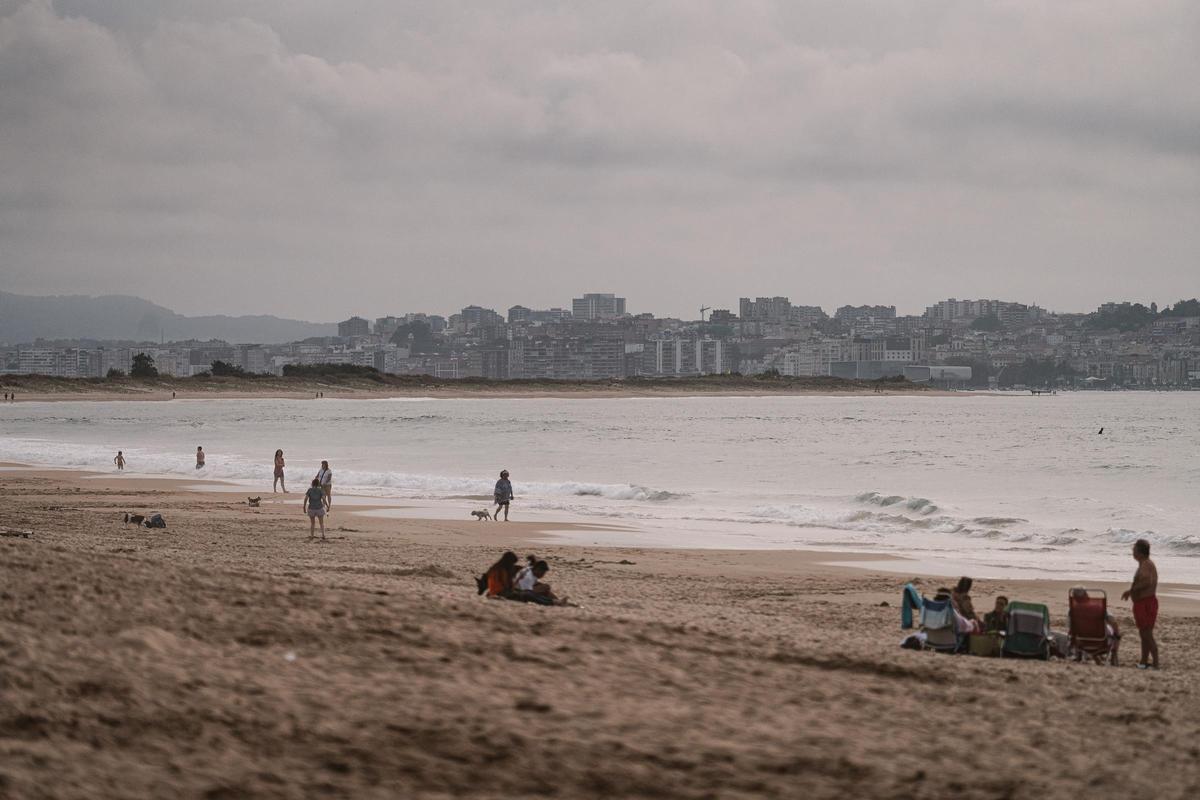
[1,471,1198,799]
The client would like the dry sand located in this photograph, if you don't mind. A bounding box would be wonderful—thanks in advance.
[2,469,1198,799]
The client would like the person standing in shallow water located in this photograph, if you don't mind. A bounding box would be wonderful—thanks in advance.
[114,451,125,470]
[195,446,205,470]
[273,449,287,493]
[493,469,513,521]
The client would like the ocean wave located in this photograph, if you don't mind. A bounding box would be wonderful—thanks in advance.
[972,517,1027,527]
[1109,528,1200,553]
[855,491,938,515]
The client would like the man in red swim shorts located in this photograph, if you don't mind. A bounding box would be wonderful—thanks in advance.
[1121,538,1159,670]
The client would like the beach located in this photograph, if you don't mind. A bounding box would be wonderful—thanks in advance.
[2,468,1199,799]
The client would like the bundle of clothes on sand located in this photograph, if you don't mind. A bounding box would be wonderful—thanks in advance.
[900,577,1120,665]
[477,551,572,606]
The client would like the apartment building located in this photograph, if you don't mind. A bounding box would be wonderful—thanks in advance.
[572,294,626,320]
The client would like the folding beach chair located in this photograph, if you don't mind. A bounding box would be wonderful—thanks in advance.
[920,596,962,653]
[1002,601,1050,659]
[1069,589,1111,662]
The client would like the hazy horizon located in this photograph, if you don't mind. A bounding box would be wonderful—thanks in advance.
[2,1,1197,321]
[4,287,1198,329]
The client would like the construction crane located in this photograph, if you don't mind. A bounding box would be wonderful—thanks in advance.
[699,306,711,321]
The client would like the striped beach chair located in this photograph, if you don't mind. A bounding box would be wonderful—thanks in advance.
[1003,601,1050,659]
[920,596,962,653]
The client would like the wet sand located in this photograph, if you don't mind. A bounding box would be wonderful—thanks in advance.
[2,469,1198,799]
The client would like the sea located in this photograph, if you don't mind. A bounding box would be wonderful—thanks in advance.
[1,392,1197,584]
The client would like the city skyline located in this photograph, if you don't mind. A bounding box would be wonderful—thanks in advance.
[4,285,1197,334]
[2,2,1198,321]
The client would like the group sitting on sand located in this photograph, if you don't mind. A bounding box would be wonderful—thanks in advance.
[908,539,1160,669]
[477,551,570,606]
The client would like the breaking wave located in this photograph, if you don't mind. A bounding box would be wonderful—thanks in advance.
[855,491,938,515]
[1109,528,1200,554]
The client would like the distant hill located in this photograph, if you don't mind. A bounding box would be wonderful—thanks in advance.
[0,291,336,345]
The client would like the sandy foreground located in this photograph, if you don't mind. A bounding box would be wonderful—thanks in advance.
[1,470,1198,799]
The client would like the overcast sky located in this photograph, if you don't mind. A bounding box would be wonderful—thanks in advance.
[1,1,1197,321]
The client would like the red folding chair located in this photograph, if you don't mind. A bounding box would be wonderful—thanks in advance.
[1068,588,1111,663]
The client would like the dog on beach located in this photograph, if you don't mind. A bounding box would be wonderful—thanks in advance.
[471,509,492,521]
[123,513,145,527]
[247,497,261,507]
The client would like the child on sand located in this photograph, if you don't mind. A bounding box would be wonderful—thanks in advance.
[303,478,330,540]
[1121,538,1159,669]
[114,451,125,470]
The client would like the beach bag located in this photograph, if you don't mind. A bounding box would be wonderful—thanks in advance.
[145,513,167,529]
[968,632,1002,658]
[1049,632,1072,660]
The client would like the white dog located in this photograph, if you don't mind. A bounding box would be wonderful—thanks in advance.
[470,509,492,521]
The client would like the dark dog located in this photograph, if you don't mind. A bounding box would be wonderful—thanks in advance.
[248,497,261,507]
[124,512,145,527]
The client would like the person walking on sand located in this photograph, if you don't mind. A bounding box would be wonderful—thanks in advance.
[315,460,333,509]
[195,446,205,470]
[303,478,330,540]
[273,449,287,493]
[493,469,514,521]
[1121,538,1160,670]
[114,451,126,471]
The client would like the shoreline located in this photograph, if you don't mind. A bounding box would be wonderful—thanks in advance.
[8,465,1200,605]
[7,461,1197,590]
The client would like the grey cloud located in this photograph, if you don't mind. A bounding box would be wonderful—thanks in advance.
[1,0,1197,320]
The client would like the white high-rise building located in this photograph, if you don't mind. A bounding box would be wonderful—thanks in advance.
[572,293,626,320]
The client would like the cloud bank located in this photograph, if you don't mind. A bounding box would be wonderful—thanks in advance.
[2,0,1197,319]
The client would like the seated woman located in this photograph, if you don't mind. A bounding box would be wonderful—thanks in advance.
[517,560,568,606]
[983,596,1009,633]
[949,577,983,635]
[483,551,519,598]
